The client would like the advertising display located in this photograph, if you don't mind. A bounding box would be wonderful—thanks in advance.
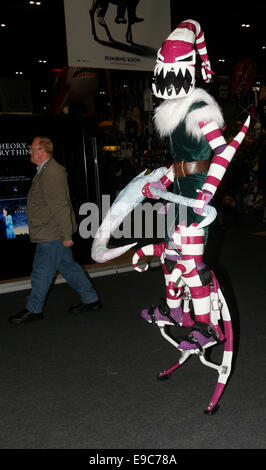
[0,196,28,239]
[0,140,33,240]
[64,0,171,71]
[0,115,99,280]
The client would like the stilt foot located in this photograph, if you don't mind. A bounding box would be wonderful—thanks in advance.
[204,403,220,415]
[157,372,171,381]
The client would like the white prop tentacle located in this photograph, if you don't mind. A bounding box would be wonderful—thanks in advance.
[148,187,217,229]
[91,167,168,263]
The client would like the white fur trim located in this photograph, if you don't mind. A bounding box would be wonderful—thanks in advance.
[186,104,224,141]
[153,88,224,140]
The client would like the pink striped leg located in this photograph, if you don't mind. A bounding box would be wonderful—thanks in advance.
[161,250,184,324]
[204,280,233,414]
[133,243,183,325]
[178,283,217,351]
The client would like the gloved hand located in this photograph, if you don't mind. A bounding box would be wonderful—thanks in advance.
[142,180,167,200]
[193,189,212,215]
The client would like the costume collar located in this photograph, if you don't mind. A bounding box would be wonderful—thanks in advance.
[153,88,221,138]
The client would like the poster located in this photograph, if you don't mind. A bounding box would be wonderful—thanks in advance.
[0,196,28,239]
[64,0,171,71]
[0,140,33,239]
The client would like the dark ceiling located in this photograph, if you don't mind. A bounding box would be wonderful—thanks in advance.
[0,0,265,113]
[170,1,265,76]
[0,0,66,71]
[0,0,67,112]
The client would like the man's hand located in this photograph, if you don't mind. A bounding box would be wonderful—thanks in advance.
[63,240,74,247]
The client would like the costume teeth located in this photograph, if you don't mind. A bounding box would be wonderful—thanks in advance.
[163,67,169,78]
[156,63,163,76]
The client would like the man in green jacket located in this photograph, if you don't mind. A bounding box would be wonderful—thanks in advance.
[9,136,101,325]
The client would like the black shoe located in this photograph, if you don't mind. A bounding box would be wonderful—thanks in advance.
[69,300,102,314]
[131,16,144,24]
[115,16,127,24]
[9,309,43,325]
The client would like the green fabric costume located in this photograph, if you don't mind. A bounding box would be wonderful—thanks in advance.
[166,101,211,245]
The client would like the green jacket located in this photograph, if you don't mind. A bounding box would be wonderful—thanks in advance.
[26,157,77,242]
[166,101,211,246]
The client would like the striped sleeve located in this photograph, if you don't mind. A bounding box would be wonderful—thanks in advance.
[199,118,250,195]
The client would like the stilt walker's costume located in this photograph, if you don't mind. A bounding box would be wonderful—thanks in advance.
[139,19,249,350]
[91,19,250,413]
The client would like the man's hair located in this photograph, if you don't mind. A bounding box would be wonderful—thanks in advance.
[35,136,53,155]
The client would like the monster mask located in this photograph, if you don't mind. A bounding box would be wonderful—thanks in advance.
[152,19,213,100]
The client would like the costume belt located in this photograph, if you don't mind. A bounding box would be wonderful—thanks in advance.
[174,160,210,178]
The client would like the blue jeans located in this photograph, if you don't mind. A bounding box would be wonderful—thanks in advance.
[27,240,98,313]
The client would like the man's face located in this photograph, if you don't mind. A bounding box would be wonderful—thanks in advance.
[29,139,43,165]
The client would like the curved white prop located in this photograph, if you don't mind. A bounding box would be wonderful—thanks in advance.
[148,187,217,229]
[91,167,168,263]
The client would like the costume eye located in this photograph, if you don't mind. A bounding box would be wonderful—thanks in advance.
[177,55,193,62]
[157,49,164,61]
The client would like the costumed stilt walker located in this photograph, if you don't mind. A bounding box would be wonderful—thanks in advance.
[91,19,250,414]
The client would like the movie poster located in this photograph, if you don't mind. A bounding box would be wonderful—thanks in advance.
[64,0,171,71]
[0,196,28,239]
[0,141,33,239]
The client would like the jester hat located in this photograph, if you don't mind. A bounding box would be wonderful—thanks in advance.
[152,19,213,99]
